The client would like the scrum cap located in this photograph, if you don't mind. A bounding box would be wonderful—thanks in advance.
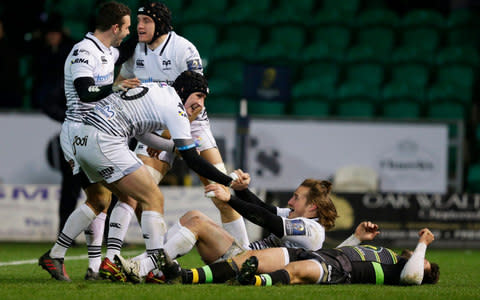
[172,71,209,103]
[137,2,172,43]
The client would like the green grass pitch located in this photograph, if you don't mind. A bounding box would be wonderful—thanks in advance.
[0,242,479,300]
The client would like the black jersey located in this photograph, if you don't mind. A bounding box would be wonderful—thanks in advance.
[338,245,408,285]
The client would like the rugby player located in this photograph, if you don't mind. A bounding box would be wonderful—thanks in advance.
[157,228,439,286]
[101,2,248,282]
[38,1,140,282]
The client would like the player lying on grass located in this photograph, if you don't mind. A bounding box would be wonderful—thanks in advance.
[157,228,439,286]
[114,171,372,283]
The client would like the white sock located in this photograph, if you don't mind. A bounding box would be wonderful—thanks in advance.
[141,211,166,275]
[222,217,249,247]
[105,202,134,261]
[164,220,182,242]
[85,212,106,272]
[164,226,197,259]
[132,251,148,262]
[51,204,96,259]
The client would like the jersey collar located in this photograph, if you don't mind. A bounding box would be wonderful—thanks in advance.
[144,31,173,56]
[84,32,112,55]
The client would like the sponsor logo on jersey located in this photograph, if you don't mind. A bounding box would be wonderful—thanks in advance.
[71,58,89,64]
[101,56,108,64]
[72,135,88,155]
[187,59,202,71]
[73,49,78,56]
[136,59,145,68]
[95,104,116,120]
[285,219,306,236]
[110,222,121,229]
[99,167,115,180]
[94,73,113,82]
[162,60,172,70]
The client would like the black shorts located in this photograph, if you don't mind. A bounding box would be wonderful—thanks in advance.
[287,248,352,284]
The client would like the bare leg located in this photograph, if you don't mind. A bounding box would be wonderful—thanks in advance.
[232,248,288,273]
[284,260,321,284]
[179,210,235,263]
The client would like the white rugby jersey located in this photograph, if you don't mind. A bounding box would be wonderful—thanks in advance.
[248,208,325,251]
[119,31,203,86]
[64,32,119,122]
[83,82,191,141]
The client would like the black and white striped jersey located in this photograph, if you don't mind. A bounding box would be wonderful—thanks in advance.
[83,82,192,141]
[64,32,119,122]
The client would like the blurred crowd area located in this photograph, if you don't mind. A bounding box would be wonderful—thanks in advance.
[1,0,480,190]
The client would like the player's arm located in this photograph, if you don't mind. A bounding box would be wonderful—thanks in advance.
[135,132,175,152]
[336,221,381,247]
[399,228,435,285]
[204,184,284,236]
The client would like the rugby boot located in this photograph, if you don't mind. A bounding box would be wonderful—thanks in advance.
[155,249,182,283]
[237,256,259,285]
[145,270,167,284]
[114,254,141,284]
[84,268,101,280]
[99,257,126,282]
[38,250,71,282]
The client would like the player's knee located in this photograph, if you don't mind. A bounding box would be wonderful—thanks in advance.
[180,210,206,224]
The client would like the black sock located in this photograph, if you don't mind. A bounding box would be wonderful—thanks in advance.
[251,270,291,286]
[181,259,238,284]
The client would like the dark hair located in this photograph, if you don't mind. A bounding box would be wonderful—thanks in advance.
[172,71,209,103]
[96,1,131,31]
[300,179,338,230]
[422,262,440,284]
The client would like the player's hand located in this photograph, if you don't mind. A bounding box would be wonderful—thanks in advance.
[230,169,250,190]
[354,221,380,241]
[113,78,141,91]
[418,228,434,246]
[205,183,231,201]
[187,103,203,122]
[147,147,162,159]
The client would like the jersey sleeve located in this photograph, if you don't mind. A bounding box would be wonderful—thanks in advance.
[163,92,193,141]
[178,41,203,74]
[70,47,97,80]
[281,218,325,250]
[399,242,427,285]
[277,207,292,217]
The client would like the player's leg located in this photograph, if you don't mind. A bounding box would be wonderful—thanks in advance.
[108,165,168,274]
[237,258,320,286]
[160,247,286,284]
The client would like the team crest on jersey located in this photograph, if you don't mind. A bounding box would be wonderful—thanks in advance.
[162,60,172,70]
[136,59,145,68]
[187,59,202,71]
[285,219,306,236]
[177,102,188,119]
[101,56,108,64]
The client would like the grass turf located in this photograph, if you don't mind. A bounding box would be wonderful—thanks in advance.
[0,243,479,300]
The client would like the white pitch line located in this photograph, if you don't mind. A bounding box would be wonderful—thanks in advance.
[0,250,142,267]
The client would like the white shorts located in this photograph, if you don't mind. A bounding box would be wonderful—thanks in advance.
[134,119,217,164]
[60,120,81,175]
[72,125,143,184]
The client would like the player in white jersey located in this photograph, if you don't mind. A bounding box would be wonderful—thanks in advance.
[102,2,249,281]
[38,1,141,282]
[114,175,379,284]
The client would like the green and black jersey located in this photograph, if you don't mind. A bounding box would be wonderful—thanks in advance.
[338,245,407,285]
